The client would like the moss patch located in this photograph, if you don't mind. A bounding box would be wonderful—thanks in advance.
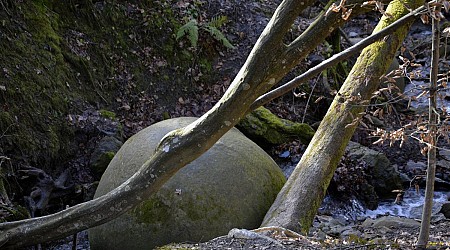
[1,0,220,170]
[99,110,116,120]
[237,107,315,146]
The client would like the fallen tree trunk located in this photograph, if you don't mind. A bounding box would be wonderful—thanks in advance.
[237,107,315,146]
[261,0,424,234]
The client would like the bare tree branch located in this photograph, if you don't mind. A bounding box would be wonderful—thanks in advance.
[251,3,426,111]
[417,1,440,248]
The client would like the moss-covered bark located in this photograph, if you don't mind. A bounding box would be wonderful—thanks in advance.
[262,0,424,234]
[237,107,314,146]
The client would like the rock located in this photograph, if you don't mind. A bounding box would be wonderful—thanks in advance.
[361,216,420,229]
[434,177,450,191]
[341,228,362,237]
[440,202,450,218]
[405,160,426,175]
[237,107,315,147]
[348,32,359,37]
[89,117,286,250]
[359,182,379,210]
[437,160,450,170]
[346,142,402,198]
[399,172,412,185]
[438,149,450,161]
[313,215,354,237]
[431,213,447,223]
[409,201,446,219]
[89,136,123,177]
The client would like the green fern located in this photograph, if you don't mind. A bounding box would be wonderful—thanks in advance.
[176,19,199,47]
[203,26,234,49]
[207,15,228,28]
[176,16,234,49]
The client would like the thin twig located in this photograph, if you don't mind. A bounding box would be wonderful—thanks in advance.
[249,3,427,112]
[302,76,320,123]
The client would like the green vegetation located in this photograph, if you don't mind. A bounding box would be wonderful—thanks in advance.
[176,15,234,49]
[0,0,225,170]
[99,110,116,120]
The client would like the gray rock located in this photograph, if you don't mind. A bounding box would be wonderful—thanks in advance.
[431,213,447,223]
[347,142,402,198]
[405,160,427,174]
[313,215,353,237]
[341,227,361,237]
[435,177,450,190]
[438,149,450,162]
[437,160,450,170]
[362,216,420,229]
[89,136,123,177]
[440,202,450,218]
[409,201,446,219]
[89,117,286,250]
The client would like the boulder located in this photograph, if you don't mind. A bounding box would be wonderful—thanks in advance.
[438,148,450,162]
[346,142,402,198]
[89,136,123,177]
[362,216,420,229]
[89,117,286,250]
[409,201,447,219]
[405,160,426,175]
[440,202,450,219]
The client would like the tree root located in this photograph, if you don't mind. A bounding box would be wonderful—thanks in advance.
[19,167,73,217]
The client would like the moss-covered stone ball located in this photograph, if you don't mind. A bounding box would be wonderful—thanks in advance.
[89,117,286,249]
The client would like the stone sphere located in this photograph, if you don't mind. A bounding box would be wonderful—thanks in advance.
[89,117,286,249]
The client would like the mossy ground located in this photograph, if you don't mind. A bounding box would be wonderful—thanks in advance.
[0,0,221,172]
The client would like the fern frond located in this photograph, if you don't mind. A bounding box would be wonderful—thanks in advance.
[204,26,234,49]
[207,15,228,28]
[176,19,199,47]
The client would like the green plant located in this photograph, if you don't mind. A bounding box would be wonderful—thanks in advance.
[176,15,234,49]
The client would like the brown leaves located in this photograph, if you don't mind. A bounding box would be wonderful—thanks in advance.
[326,0,353,20]
[372,127,406,147]
[421,0,450,24]
[361,0,390,16]
[371,112,450,154]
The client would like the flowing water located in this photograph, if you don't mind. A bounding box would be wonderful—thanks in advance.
[319,189,449,222]
[363,189,449,219]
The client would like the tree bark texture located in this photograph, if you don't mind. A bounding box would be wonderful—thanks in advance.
[262,0,424,234]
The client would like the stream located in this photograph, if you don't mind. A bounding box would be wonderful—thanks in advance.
[364,189,449,219]
[319,189,449,223]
